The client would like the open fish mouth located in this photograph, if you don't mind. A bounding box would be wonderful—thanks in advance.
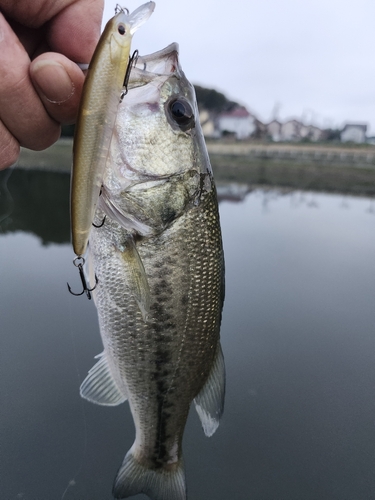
[106,41,202,191]
[128,43,182,88]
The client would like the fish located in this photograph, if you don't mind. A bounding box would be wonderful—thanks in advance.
[80,43,225,500]
[71,2,155,257]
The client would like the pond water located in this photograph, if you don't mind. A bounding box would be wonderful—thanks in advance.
[1,169,375,500]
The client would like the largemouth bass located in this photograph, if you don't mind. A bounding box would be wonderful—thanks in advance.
[80,43,225,500]
[71,2,155,257]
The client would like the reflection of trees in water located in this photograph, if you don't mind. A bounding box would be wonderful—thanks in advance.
[219,182,375,215]
[340,197,350,209]
[212,156,375,197]
[367,200,375,214]
[261,189,281,213]
[0,168,70,244]
[292,191,318,208]
[0,168,13,226]
[216,183,252,203]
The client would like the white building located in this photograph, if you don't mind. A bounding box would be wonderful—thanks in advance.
[280,119,303,141]
[266,120,282,141]
[267,119,323,142]
[199,110,216,138]
[341,124,367,143]
[307,125,323,142]
[217,107,256,139]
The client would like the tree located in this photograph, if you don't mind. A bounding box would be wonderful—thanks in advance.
[194,85,238,113]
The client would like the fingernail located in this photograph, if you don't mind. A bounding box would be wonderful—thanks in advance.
[32,60,74,104]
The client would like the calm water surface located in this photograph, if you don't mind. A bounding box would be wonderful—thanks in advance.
[1,170,375,500]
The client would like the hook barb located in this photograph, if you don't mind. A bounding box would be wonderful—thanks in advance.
[92,215,106,228]
[67,257,98,300]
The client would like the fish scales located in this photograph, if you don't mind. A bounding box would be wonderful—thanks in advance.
[92,187,222,466]
[81,42,225,500]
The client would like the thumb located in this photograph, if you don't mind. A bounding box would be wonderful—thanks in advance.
[30,52,85,124]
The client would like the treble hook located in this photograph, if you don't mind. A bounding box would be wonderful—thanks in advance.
[67,257,98,300]
[115,4,129,14]
[120,50,139,101]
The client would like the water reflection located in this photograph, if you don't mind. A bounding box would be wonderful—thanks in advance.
[1,168,375,500]
[1,168,374,245]
[0,168,70,243]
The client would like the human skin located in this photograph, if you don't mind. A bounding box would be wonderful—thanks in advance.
[0,0,104,169]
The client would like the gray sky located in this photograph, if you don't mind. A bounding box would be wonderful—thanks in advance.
[103,0,375,134]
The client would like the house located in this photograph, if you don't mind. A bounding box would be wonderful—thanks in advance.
[253,119,267,140]
[307,125,323,142]
[298,124,323,142]
[280,119,304,141]
[199,109,217,138]
[340,124,367,143]
[266,120,282,141]
[216,106,256,139]
[267,119,323,142]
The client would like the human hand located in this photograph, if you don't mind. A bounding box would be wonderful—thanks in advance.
[0,0,104,169]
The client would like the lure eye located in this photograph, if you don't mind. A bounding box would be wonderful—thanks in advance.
[168,98,195,130]
[118,23,126,35]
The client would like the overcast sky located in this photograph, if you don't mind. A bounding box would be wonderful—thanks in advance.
[102,0,375,134]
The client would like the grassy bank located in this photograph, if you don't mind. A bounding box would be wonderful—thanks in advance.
[211,154,375,196]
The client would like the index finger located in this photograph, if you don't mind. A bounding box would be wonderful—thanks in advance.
[47,0,104,63]
[0,12,60,150]
[0,0,104,63]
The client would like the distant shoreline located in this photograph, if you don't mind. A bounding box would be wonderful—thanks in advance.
[17,138,73,173]
[15,138,375,196]
[16,138,375,172]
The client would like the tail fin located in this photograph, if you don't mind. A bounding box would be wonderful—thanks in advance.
[113,450,186,500]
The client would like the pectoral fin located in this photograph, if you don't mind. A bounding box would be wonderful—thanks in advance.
[194,342,225,437]
[121,236,150,321]
[99,190,154,236]
[80,352,127,406]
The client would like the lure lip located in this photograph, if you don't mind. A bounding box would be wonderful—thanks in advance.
[128,1,156,34]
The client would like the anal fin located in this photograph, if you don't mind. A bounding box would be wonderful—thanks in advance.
[194,342,225,437]
[80,352,127,406]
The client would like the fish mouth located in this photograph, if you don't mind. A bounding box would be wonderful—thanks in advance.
[128,43,181,88]
[109,41,198,186]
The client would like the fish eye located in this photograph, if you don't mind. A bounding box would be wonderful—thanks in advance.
[168,98,195,130]
[118,23,126,35]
